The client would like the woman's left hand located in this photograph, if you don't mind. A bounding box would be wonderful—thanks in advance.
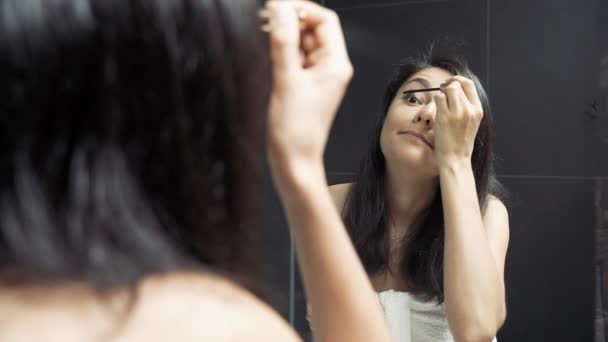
[433,75,484,167]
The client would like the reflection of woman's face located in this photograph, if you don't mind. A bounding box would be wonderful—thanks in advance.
[380,67,453,177]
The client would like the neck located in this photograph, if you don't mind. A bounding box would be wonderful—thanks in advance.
[384,161,438,242]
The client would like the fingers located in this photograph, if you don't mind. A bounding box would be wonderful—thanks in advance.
[266,1,302,76]
[287,0,340,32]
[288,0,350,61]
[436,76,484,127]
[434,92,448,118]
[441,80,464,112]
[265,0,351,77]
[301,31,317,53]
[301,30,320,68]
[449,75,481,106]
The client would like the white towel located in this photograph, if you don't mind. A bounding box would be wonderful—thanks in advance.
[378,290,498,342]
[378,290,412,341]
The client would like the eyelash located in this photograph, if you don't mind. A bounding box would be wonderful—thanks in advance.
[403,94,422,105]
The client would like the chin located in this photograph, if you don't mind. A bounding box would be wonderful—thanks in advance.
[387,146,438,175]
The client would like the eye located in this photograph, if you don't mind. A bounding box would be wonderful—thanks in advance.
[403,94,422,105]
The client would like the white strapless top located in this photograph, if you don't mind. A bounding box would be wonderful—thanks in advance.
[377,290,498,342]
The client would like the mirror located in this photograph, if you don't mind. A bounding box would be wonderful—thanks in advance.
[261,1,607,341]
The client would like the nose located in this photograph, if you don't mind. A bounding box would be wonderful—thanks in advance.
[413,101,435,129]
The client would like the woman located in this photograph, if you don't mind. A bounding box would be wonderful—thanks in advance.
[310,52,510,342]
[0,0,390,341]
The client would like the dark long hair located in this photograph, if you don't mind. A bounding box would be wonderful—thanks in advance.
[343,50,505,303]
[0,0,270,292]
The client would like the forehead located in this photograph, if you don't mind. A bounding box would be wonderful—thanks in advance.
[400,67,454,90]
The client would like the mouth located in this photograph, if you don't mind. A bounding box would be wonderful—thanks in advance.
[398,130,434,149]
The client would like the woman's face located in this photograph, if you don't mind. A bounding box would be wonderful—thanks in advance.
[380,67,453,177]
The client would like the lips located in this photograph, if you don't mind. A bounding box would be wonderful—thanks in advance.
[398,130,434,149]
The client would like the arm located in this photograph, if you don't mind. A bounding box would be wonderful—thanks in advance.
[265,2,390,342]
[271,162,389,342]
[305,183,353,334]
[434,76,510,342]
[440,163,509,342]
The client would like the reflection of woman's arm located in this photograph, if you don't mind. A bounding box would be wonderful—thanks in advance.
[434,77,510,342]
[265,1,390,341]
[441,163,508,341]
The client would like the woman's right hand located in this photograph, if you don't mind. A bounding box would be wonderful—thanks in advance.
[262,5,392,341]
[265,0,353,177]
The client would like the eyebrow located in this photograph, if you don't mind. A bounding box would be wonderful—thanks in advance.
[403,77,431,89]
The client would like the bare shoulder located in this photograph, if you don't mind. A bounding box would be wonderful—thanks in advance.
[0,273,299,342]
[328,182,353,212]
[123,272,301,342]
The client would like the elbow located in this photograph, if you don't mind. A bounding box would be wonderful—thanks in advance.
[454,307,506,342]
[497,302,507,329]
[456,332,495,342]
[454,326,496,342]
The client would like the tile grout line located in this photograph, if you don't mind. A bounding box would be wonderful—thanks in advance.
[486,0,491,93]
[330,0,449,11]
[496,175,608,180]
[326,171,608,180]
[289,233,295,325]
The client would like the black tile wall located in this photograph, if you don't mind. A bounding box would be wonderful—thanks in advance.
[497,176,595,341]
[490,0,605,176]
[260,166,292,320]
[326,0,451,10]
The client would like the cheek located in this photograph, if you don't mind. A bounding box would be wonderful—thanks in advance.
[386,104,416,127]
[383,109,398,130]
[380,109,403,154]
